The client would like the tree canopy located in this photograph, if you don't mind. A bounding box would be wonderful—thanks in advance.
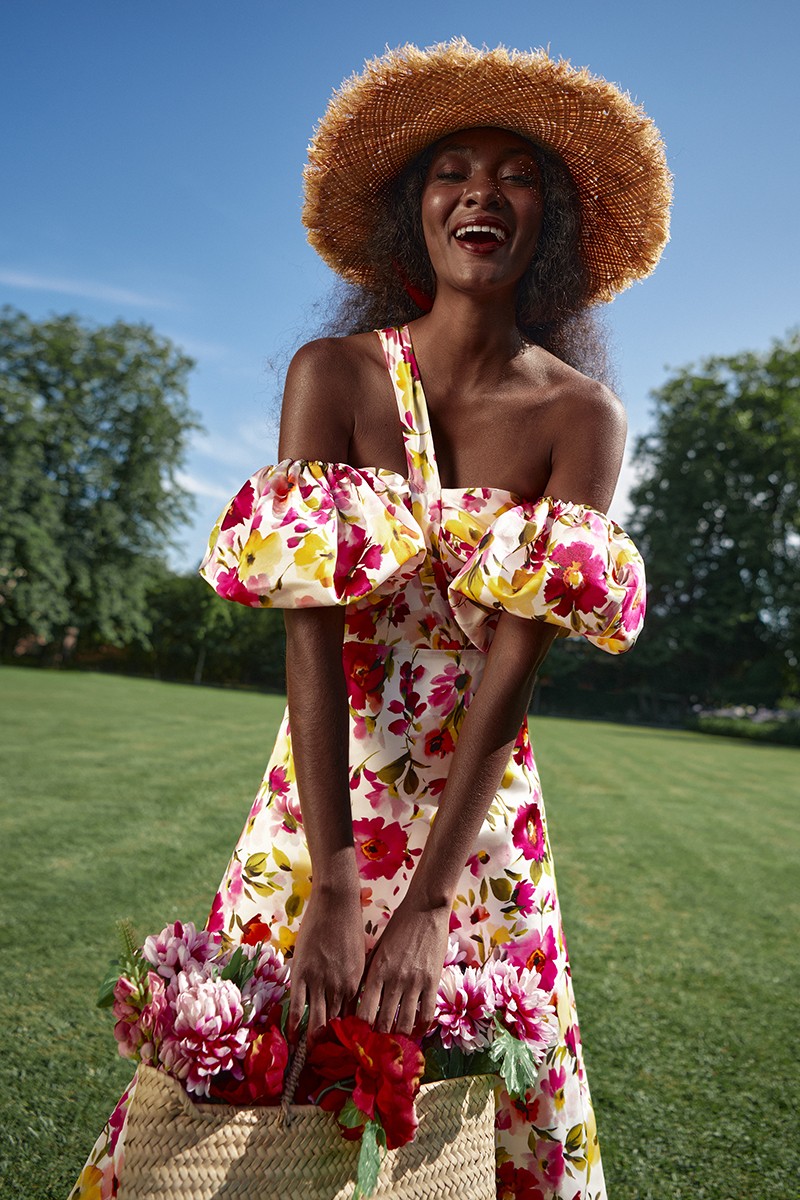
[627,330,800,704]
[0,307,200,651]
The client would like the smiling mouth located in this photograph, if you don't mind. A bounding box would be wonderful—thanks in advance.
[453,223,509,246]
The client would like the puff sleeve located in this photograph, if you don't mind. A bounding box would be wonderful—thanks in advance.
[199,460,426,608]
[448,496,646,654]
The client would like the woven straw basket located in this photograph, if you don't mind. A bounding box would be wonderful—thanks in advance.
[119,1065,496,1199]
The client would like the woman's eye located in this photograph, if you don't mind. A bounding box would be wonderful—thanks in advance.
[436,170,465,181]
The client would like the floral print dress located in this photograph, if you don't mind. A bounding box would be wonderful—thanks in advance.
[72,325,645,1200]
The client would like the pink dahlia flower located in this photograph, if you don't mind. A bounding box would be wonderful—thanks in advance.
[142,921,219,984]
[442,936,468,967]
[433,965,494,1052]
[159,974,249,1096]
[240,944,290,1019]
[490,961,558,1058]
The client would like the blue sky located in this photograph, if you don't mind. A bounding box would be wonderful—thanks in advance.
[2,0,797,568]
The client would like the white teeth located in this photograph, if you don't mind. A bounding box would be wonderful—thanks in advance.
[454,224,508,242]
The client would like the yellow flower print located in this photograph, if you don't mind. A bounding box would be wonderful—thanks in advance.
[275,925,297,954]
[292,531,336,585]
[237,529,282,583]
[75,1164,104,1200]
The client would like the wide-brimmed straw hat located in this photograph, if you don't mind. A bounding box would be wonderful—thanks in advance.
[303,39,672,303]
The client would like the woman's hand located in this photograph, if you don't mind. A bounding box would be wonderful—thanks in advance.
[288,880,366,1039]
[357,898,451,1036]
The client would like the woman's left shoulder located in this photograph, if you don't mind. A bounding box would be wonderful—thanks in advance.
[521,346,626,437]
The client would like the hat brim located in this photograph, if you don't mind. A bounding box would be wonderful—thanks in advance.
[303,40,672,303]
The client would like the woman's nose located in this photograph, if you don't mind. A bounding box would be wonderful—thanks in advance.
[463,174,502,207]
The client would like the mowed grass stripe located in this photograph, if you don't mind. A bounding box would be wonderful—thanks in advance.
[0,667,797,1198]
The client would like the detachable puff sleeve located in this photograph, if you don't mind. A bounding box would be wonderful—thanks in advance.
[448,496,646,654]
[199,460,426,608]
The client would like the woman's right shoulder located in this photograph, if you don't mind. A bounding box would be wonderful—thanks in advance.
[287,331,384,390]
[280,332,385,459]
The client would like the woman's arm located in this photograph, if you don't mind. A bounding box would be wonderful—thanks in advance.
[358,380,628,1034]
[276,340,366,1038]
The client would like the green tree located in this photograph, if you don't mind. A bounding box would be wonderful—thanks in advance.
[0,307,201,654]
[628,330,800,705]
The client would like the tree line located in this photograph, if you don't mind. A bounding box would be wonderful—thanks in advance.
[1,305,797,714]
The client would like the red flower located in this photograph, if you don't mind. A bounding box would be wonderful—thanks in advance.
[209,1024,289,1105]
[352,816,409,881]
[497,1160,546,1200]
[342,642,388,711]
[424,727,456,758]
[240,915,271,946]
[214,565,256,606]
[307,1016,423,1150]
[543,539,608,617]
[333,524,383,600]
[505,926,558,993]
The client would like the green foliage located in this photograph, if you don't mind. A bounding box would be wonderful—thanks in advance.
[0,306,200,651]
[692,715,800,746]
[488,1023,539,1097]
[628,330,800,704]
[354,1120,384,1199]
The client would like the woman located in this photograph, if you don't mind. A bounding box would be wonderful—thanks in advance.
[72,41,670,1200]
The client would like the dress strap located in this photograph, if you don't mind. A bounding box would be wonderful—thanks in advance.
[375,326,442,536]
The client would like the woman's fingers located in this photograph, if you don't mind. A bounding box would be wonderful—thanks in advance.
[396,990,420,1036]
[308,984,328,1036]
[374,982,403,1033]
[288,977,307,1040]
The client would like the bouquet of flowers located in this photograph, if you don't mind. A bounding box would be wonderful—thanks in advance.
[101,921,558,1197]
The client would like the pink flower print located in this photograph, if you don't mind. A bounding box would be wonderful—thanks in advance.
[619,562,646,634]
[541,1065,567,1110]
[495,1088,542,1134]
[214,565,256,605]
[462,489,491,514]
[107,1081,133,1156]
[206,891,224,933]
[466,849,491,877]
[433,965,494,1051]
[429,662,468,711]
[225,860,244,905]
[527,1139,565,1190]
[512,801,546,861]
[424,727,455,758]
[511,879,536,916]
[220,479,255,531]
[353,816,409,880]
[333,523,383,600]
[543,539,608,618]
[505,926,558,992]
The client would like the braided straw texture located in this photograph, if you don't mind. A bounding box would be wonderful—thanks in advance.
[118,1066,496,1199]
[303,39,672,303]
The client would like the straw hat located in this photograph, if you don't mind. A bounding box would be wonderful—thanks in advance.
[303,40,672,304]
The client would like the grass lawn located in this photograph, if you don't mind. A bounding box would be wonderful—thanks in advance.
[1,665,798,1199]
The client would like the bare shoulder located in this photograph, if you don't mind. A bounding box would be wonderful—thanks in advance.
[280,333,382,460]
[518,347,627,510]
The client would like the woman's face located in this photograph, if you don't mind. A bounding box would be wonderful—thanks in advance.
[420,127,543,298]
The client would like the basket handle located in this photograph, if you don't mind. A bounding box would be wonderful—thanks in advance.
[279,1032,308,1129]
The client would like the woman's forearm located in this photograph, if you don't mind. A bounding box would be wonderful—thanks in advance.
[405,616,559,910]
[284,608,359,895]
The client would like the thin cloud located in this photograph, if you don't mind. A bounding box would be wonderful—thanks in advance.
[0,268,174,309]
[175,471,232,503]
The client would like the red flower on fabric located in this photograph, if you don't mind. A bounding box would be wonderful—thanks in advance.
[424,727,456,758]
[342,642,388,712]
[496,1160,547,1200]
[306,1016,423,1150]
[512,801,546,862]
[543,539,608,617]
[352,816,409,880]
[206,891,224,933]
[220,480,255,531]
[240,915,271,946]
